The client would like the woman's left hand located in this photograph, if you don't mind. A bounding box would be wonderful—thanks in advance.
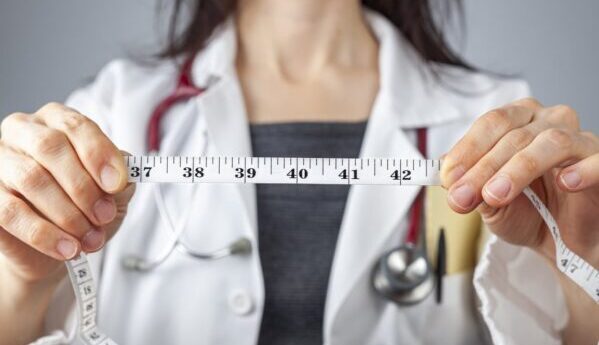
[441,97,599,274]
[441,98,599,342]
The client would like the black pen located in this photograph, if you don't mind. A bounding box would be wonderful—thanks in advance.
[435,228,446,304]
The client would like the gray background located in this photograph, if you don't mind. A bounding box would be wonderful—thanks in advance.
[1,0,597,132]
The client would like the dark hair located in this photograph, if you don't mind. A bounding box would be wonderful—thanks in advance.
[158,0,473,71]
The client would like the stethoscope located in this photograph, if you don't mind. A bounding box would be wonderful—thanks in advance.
[121,57,439,306]
[121,58,253,272]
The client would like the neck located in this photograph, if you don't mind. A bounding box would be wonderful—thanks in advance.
[236,0,377,81]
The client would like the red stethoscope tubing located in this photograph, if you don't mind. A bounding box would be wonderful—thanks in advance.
[147,57,427,245]
[147,58,205,153]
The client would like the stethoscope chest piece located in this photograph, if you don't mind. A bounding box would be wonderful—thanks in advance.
[372,244,434,305]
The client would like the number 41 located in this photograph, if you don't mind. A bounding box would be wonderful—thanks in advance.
[339,169,359,180]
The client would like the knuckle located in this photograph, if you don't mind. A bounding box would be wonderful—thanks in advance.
[553,104,577,116]
[520,97,542,107]
[56,211,85,232]
[542,128,573,150]
[549,104,580,129]
[38,102,68,114]
[70,175,98,201]
[17,162,51,192]
[32,130,68,156]
[80,139,115,164]
[0,197,22,226]
[28,222,49,248]
[1,112,27,134]
[461,138,482,157]
[479,109,513,132]
[515,152,539,174]
[59,111,94,132]
[505,128,535,151]
[580,131,599,144]
[450,138,479,165]
[473,158,500,184]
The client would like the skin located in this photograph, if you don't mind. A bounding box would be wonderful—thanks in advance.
[236,0,378,124]
[0,0,597,344]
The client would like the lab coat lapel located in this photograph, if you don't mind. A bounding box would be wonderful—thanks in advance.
[192,21,258,237]
[197,76,258,237]
[323,97,424,338]
[324,11,462,340]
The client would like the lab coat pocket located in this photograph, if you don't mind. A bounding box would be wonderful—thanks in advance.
[425,187,483,276]
[420,272,489,345]
[366,273,486,345]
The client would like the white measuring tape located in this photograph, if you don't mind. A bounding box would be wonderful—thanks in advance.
[65,156,599,344]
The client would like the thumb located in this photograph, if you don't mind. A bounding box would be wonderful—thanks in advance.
[104,183,135,241]
[103,150,136,241]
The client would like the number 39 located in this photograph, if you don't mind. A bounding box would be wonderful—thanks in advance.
[235,168,256,179]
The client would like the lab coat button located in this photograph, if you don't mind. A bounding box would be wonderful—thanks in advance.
[228,290,254,315]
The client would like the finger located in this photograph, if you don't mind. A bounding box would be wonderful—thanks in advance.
[446,103,585,212]
[446,116,572,212]
[446,119,556,212]
[0,145,106,252]
[558,151,599,191]
[441,103,537,188]
[0,188,81,260]
[482,128,597,207]
[1,114,117,227]
[35,103,128,193]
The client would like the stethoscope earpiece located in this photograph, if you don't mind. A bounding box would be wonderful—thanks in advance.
[372,244,435,305]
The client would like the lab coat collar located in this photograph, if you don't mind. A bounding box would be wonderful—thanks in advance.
[365,11,463,128]
[190,18,237,89]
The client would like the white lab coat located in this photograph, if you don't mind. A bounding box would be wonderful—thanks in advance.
[32,10,568,345]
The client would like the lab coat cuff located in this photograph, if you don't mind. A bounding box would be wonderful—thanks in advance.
[473,234,568,345]
[28,330,72,345]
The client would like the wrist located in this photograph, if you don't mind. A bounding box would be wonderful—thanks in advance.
[0,257,64,344]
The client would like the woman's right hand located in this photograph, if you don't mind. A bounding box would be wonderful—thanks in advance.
[0,102,134,285]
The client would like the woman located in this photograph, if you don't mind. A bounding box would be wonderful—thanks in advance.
[0,0,597,344]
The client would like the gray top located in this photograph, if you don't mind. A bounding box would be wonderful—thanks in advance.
[250,121,367,345]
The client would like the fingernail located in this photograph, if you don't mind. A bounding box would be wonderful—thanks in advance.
[94,197,116,224]
[449,184,475,210]
[100,165,120,192]
[485,176,512,201]
[82,229,105,252]
[57,239,78,259]
[561,170,581,189]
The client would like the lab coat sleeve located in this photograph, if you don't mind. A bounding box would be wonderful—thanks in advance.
[474,234,569,345]
[26,61,125,345]
[471,79,569,345]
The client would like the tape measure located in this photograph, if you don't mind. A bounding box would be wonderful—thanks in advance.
[66,155,599,345]
[124,155,442,185]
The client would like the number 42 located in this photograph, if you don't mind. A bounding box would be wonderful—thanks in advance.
[390,169,411,181]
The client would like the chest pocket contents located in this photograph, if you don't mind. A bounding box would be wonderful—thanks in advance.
[425,187,482,275]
